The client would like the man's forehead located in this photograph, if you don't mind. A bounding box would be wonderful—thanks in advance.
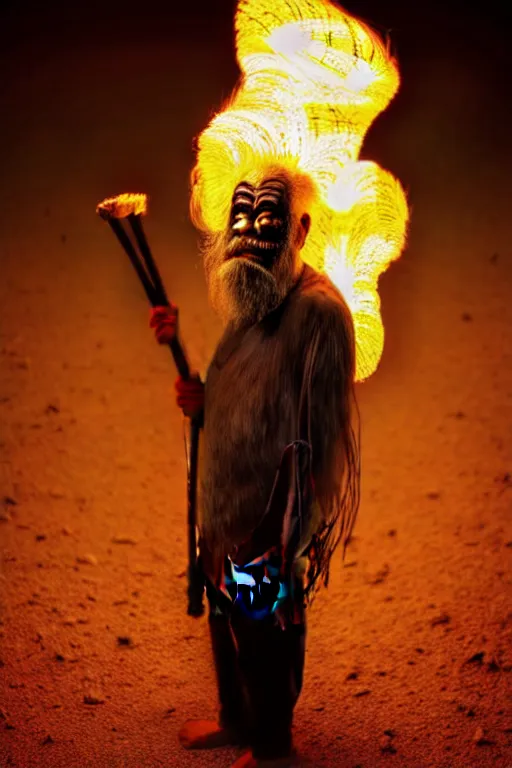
[232,177,289,200]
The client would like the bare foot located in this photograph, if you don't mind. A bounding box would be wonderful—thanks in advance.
[231,749,301,767]
[178,719,243,749]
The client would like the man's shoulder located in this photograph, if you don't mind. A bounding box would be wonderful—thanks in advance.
[285,265,355,377]
[293,265,351,327]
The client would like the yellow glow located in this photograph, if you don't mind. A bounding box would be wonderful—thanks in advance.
[96,193,148,221]
[191,0,409,381]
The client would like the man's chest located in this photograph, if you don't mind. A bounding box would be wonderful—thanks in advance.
[204,323,301,444]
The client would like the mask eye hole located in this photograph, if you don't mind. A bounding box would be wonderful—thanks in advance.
[256,212,281,226]
[254,209,285,235]
[231,202,253,225]
[231,212,251,231]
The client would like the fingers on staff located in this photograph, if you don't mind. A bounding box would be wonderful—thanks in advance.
[175,373,204,419]
[150,304,178,345]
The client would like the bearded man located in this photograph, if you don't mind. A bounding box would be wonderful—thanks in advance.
[146,0,410,762]
[150,165,360,768]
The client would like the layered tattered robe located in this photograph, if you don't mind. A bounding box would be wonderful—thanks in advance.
[195,263,357,760]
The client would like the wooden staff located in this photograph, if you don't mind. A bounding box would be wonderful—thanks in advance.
[96,192,204,617]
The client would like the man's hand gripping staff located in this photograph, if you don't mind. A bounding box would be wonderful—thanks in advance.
[96,193,205,617]
[150,305,205,421]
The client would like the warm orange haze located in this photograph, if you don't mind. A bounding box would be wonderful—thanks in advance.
[1,0,510,766]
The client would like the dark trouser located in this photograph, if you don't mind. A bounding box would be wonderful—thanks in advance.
[203,440,312,757]
[206,572,306,759]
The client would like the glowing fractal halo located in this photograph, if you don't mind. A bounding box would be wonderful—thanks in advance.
[191,0,409,381]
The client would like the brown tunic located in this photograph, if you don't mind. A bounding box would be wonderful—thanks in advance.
[199,263,355,561]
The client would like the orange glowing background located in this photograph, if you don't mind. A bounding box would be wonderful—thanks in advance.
[1,1,511,766]
[192,0,409,381]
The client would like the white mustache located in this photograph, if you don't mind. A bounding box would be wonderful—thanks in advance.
[227,237,281,257]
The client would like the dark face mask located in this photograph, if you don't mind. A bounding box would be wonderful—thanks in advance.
[226,178,290,270]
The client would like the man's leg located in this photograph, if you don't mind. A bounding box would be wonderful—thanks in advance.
[179,574,249,749]
[230,580,306,763]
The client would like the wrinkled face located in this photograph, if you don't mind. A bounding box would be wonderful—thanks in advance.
[226,178,289,269]
[204,175,308,328]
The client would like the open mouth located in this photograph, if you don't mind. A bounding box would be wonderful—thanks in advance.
[227,237,281,265]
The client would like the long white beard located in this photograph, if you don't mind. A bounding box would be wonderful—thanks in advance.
[203,226,300,328]
[214,257,283,327]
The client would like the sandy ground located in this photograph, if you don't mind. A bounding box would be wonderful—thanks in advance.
[0,2,511,766]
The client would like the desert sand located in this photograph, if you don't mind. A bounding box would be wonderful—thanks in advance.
[1,2,510,766]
